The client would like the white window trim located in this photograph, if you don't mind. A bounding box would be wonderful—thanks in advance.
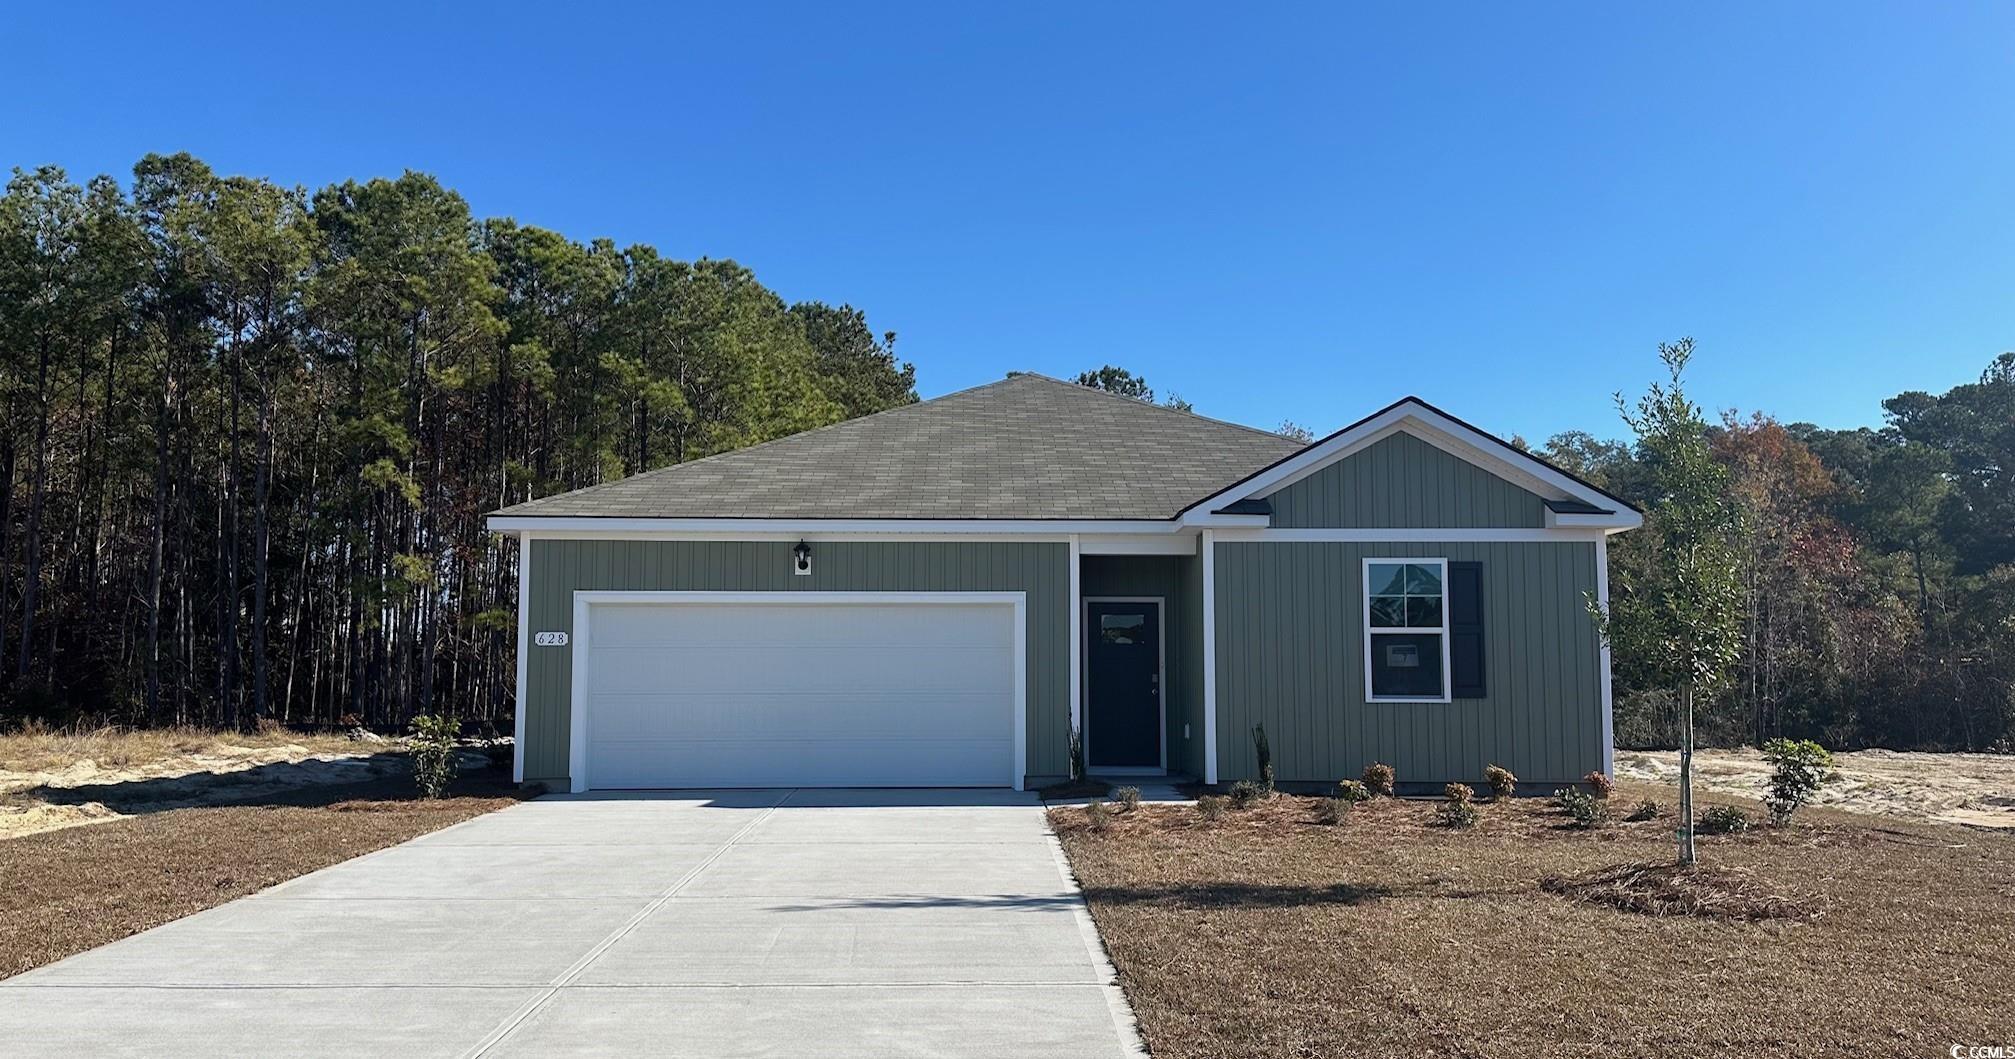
[1361,557,1453,704]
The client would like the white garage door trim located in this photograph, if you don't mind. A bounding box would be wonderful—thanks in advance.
[567,591,1028,793]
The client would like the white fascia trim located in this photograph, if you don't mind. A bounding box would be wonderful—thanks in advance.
[1596,535,1615,778]
[512,534,529,784]
[567,590,1029,794]
[1546,510,1637,531]
[1215,528,1608,543]
[1077,533,1201,555]
[489,516,1189,537]
[1178,403,1642,531]
[1175,513,1272,528]
[1200,529,1219,786]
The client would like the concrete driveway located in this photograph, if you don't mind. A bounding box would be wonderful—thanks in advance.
[0,789,1144,1058]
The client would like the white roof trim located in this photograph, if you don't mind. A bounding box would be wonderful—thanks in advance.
[1177,399,1642,531]
[487,516,1225,537]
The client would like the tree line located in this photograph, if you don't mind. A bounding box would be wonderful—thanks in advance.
[4,153,2008,754]
[0,154,915,731]
[1544,349,2014,752]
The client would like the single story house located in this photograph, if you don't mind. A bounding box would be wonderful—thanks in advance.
[487,373,1640,793]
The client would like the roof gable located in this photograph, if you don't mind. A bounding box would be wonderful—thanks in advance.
[1180,397,1642,531]
[1262,431,1549,529]
[493,374,1302,521]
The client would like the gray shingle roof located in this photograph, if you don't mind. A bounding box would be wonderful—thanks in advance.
[494,373,1305,520]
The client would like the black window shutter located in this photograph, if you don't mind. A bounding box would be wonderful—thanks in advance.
[1449,561,1486,698]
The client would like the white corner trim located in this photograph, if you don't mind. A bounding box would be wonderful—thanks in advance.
[1361,557,1454,704]
[566,590,1029,793]
[513,534,529,785]
[1214,527,1607,543]
[1068,536,1083,742]
[1201,529,1219,786]
[1596,535,1615,778]
[1178,402,1641,531]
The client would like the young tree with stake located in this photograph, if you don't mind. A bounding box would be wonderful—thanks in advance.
[1592,338,1745,864]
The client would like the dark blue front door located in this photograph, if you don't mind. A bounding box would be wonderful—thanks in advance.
[1086,600,1161,768]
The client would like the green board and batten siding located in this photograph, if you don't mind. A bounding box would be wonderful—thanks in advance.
[1208,434,1607,786]
[1264,431,1548,529]
[520,539,1070,787]
[1211,539,1603,786]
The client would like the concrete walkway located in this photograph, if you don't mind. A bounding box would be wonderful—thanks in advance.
[0,789,1145,1058]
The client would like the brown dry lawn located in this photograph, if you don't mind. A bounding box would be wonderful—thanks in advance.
[0,773,531,979]
[0,722,367,774]
[1053,781,2015,1059]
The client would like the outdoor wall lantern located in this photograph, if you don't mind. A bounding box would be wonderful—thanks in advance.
[792,541,813,576]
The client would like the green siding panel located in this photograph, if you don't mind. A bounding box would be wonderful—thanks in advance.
[523,539,1070,787]
[1262,432,1549,528]
[1212,540,1602,786]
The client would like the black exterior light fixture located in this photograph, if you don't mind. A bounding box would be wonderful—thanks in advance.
[792,540,812,576]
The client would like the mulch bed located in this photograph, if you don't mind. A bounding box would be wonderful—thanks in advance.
[0,773,533,979]
[1052,781,2015,1058]
[1542,861,1817,921]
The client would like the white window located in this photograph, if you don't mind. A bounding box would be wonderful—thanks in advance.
[1363,558,1451,703]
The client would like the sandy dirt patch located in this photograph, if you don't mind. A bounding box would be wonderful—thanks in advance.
[1615,747,2015,829]
[0,729,417,840]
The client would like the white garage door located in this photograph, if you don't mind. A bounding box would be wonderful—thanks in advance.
[578,595,1021,789]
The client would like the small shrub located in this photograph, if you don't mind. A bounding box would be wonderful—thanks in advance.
[1335,779,1373,803]
[1697,804,1751,835]
[1227,779,1267,808]
[1113,785,1143,812]
[1314,797,1351,826]
[1085,800,1113,832]
[1196,795,1228,821]
[1583,770,1614,799]
[408,713,460,799]
[1761,737,1835,824]
[1625,798,1661,822]
[1437,782,1479,828]
[1483,763,1517,800]
[1252,724,1275,792]
[1554,786,1608,828]
[1361,761,1396,797]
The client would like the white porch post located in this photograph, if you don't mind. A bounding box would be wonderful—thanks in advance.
[1201,529,1219,786]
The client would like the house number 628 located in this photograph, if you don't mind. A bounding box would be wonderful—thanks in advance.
[534,631,569,647]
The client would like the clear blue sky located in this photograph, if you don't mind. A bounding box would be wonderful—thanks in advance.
[8,3,2012,442]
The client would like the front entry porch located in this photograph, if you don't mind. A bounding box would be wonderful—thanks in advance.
[1077,552,1205,781]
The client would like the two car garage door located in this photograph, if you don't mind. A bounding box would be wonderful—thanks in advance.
[577,596,1022,789]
